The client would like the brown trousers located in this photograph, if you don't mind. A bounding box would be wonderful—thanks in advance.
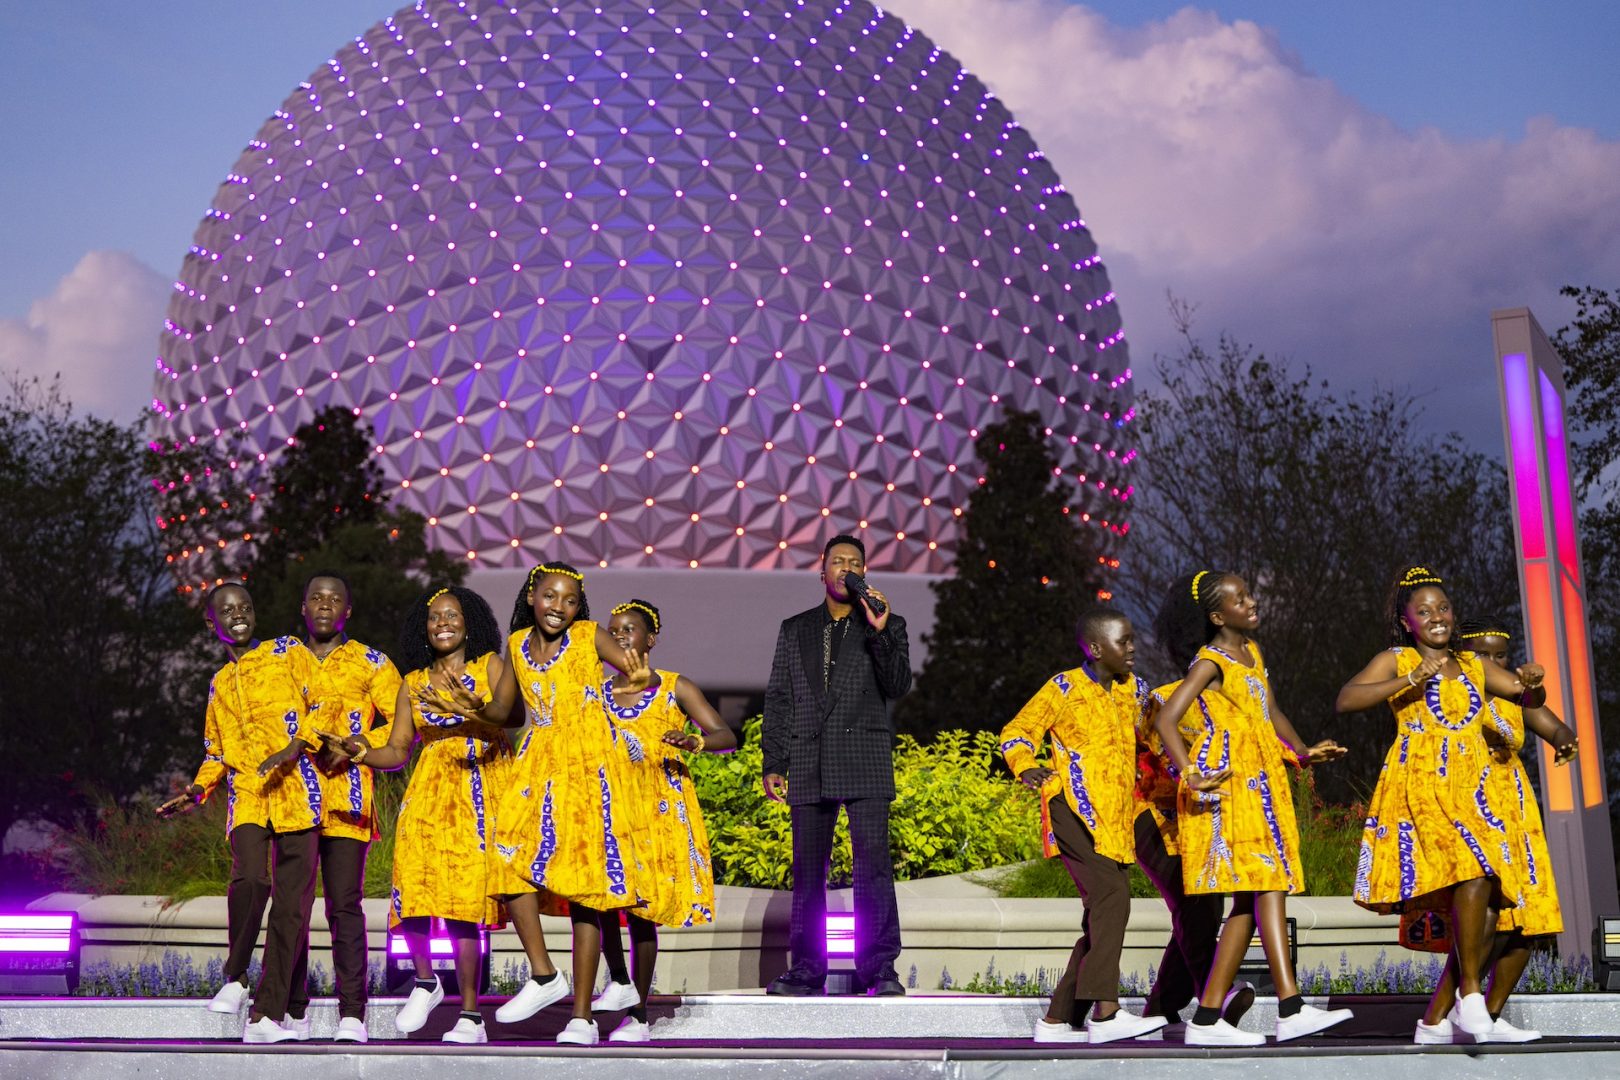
[288,836,371,1019]
[1135,810,1221,1020]
[1046,795,1132,1023]
[227,824,318,1020]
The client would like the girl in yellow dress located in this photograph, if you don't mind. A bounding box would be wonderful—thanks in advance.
[1417,615,1577,1044]
[431,562,651,1046]
[1335,567,1549,1042]
[1154,571,1349,1046]
[589,599,738,1043]
[326,585,513,1046]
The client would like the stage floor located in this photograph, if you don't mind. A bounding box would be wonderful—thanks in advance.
[5,994,1619,1079]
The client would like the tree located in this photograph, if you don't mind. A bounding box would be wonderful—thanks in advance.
[244,408,466,655]
[0,377,208,846]
[897,409,1107,738]
[1124,314,1518,802]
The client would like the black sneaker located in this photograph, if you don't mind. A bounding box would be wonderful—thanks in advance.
[866,976,905,997]
[766,967,825,996]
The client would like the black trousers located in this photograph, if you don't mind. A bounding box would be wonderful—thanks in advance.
[1046,796,1132,1021]
[1135,810,1221,1020]
[224,824,273,981]
[228,824,318,1019]
[288,835,370,1019]
[789,798,901,985]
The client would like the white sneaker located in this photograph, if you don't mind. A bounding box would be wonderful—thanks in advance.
[1481,1016,1541,1043]
[557,1017,600,1045]
[1414,1017,1456,1044]
[242,1015,297,1044]
[208,980,250,1014]
[1185,1017,1265,1046]
[1449,993,1493,1039]
[495,973,570,1023]
[1275,1003,1353,1042]
[395,976,445,1034]
[607,1016,652,1043]
[279,1014,312,1041]
[442,1016,489,1044]
[1032,1018,1089,1043]
[334,1016,369,1043]
[1085,1009,1170,1045]
[592,980,642,1012]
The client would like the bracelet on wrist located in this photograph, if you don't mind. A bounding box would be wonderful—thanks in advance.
[1407,671,1418,688]
[689,730,707,753]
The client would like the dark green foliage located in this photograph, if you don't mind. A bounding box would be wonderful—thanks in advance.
[898,409,1106,737]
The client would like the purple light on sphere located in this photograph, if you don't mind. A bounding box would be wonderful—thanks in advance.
[151,0,1134,573]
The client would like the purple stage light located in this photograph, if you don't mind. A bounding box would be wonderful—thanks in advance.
[825,914,855,957]
[0,913,79,994]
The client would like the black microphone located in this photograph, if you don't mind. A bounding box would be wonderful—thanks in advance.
[842,571,887,616]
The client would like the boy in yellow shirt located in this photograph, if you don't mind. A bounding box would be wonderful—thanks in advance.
[1000,607,1183,1045]
[157,582,322,1044]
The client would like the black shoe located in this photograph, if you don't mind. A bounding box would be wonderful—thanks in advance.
[766,968,825,996]
[866,976,905,997]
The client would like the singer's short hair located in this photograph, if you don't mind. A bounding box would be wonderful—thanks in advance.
[822,534,866,563]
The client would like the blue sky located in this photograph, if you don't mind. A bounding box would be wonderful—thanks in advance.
[3,0,1618,439]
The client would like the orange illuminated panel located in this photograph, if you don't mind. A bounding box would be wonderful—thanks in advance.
[1559,574,1605,808]
[1524,562,1572,812]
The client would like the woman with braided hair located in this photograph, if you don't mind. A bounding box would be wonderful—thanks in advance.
[1335,567,1549,1042]
[1153,571,1350,1046]
[587,598,737,1043]
[423,561,653,1045]
[323,585,513,1045]
[1414,614,1577,1044]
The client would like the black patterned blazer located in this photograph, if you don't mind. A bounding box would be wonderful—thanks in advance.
[761,604,912,805]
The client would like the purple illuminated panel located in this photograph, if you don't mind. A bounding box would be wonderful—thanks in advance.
[388,925,489,958]
[825,914,856,957]
[1501,353,1547,560]
[148,0,1135,581]
[1539,370,1580,584]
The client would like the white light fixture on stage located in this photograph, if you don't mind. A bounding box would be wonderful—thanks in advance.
[1593,916,1620,991]
[0,913,79,994]
[825,913,859,994]
[384,919,490,995]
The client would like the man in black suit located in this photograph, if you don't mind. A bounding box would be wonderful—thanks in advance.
[762,534,912,996]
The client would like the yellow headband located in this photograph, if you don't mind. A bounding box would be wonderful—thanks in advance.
[1191,570,1211,603]
[1401,566,1443,587]
[611,601,660,634]
[1458,629,1511,641]
[535,563,583,582]
[427,587,450,608]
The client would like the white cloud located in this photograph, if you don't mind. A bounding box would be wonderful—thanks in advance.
[0,250,169,423]
[891,1,1620,443]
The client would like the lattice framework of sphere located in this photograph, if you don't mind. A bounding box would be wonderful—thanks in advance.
[151,0,1136,574]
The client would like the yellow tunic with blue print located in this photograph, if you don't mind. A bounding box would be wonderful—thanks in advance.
[605,670,715,928]
[307,639,402,842]
[190,637,323,835]
[488,623,644,913]
[1355,648,1526,915]
[1486,698,1560,936]
[388,653,512,929]
[1000,666,1148,865]
[1174,642,1304,896]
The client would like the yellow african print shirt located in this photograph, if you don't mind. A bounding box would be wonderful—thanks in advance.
[306,638,402,842]
[1001,668,1148,864]
[191,637,323,834]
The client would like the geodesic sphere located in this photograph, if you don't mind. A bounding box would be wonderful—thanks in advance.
[152,0,1135,574]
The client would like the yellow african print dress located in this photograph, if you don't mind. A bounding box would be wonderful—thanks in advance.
[605,670,716,928]
[308,638,402,842]
[1354,649,1526,914]
[1138,682,1186,856]
[1486,698,1561,936]
[1174,642,1304,895]
[488,623,644,912]
[192,637,324,835]
[388,653,513,929]
[1000,668,1148,864]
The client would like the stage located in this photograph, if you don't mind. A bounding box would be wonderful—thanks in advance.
[4,993,1619,1078]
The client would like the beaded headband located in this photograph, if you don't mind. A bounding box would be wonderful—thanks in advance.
[611,601,661,634]
[427,587,451,608]
[1401,566,1443,587]
[1458,628,1511,641]
[1191,570,1211,603]
[526,563,585,595]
